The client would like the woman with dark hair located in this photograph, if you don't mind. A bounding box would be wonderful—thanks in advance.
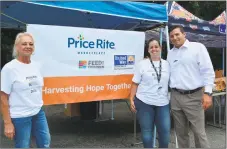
[130,38,170,148]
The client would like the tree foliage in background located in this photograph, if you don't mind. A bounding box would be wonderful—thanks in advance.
[178,1,226,21]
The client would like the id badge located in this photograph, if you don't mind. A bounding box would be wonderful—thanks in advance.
[157,84,163,94]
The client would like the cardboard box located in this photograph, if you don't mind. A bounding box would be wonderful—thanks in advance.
[214,77,226,91]
[64,103,81,117]
[215,70,223,78]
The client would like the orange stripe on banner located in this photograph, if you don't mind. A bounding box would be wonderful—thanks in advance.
[43,75,133,105]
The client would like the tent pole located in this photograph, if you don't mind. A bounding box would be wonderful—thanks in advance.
[111,100,114,120]
[165,25,170,52]
[160,28,163,46]
[165,1,170,52]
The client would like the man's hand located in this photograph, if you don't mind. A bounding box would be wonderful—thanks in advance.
[202,94,212,110]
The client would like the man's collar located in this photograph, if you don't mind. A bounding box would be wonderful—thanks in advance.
[173,39,189,50]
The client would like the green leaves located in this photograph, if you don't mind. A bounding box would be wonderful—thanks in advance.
[178,1,226,20]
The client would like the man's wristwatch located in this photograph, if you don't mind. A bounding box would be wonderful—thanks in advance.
[204,92,213,96]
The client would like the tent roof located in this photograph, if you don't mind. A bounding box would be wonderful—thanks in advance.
[1,1,167,30]
[167,1,226,36]
[211,11,226,25]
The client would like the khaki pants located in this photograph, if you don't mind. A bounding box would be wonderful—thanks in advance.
[170,89,210,148]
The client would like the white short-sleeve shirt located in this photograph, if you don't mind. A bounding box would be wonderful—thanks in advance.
[132,58,170,106]
[1,59,44,118]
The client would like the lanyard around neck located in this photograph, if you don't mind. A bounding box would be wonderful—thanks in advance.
[150,59,162,83]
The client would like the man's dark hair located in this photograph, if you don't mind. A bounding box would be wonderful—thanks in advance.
[168,25,185,34]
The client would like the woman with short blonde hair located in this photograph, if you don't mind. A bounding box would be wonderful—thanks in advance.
[1,32,51,148]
